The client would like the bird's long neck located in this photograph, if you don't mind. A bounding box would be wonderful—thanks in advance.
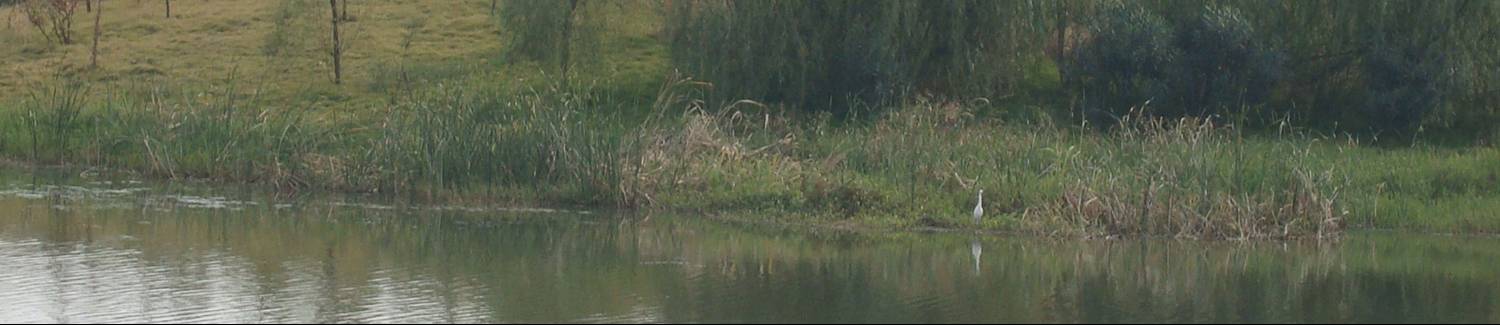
[977,191,983,205]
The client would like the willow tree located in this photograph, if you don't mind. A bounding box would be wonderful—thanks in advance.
[667,0,1050,116]
[1047,0,1500,136]
[1236,0,1499,135]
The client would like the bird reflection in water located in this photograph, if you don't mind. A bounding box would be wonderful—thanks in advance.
[970,239,983,275]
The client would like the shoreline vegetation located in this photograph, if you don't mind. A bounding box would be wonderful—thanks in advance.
[3,1,1498,239]
[3,75,1498,239]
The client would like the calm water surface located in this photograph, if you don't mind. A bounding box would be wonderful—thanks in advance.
[0,172,1498,323]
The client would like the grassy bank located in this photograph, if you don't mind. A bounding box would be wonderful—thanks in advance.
[3,1,1497,240]
[2,75,1498,239]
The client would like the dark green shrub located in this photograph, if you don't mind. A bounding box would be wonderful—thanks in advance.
[1247,0,1497,138]
[1354,36,1448,134]
[1064,4,1286,125]
[1275,14,1466,137]
[1064,3,1180,123]
[1173,6,1283,119]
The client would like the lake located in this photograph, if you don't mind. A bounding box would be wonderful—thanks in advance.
[0,170,1497,323]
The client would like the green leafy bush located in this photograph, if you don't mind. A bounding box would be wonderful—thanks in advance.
[1355,36,1448,134]
[1174,6,1283,119]
[1064,3,1180,123]
[1065,4,1282,124]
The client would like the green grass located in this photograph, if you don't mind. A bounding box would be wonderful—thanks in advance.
[3,73,1498,239]
[0,0,668,114]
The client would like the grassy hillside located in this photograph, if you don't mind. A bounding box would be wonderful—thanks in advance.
[0,0,667,112]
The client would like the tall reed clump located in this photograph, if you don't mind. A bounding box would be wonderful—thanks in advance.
[16,80,89,163]
[789,100,1348,239]
[625,79,808,213]
[1023,113,1348,239]
[359,81,642,206]
[355,74,806,208]
[0,78,330,191]
[110,83,329,190]
[0,75,1357,239]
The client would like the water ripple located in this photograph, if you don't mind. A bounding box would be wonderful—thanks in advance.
[0,236,500,323]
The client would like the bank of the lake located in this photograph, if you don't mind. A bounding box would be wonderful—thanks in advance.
[2,80,1497,239]
[4,0,1499,240]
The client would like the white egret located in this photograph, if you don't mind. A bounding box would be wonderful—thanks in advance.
[972,189,984,225]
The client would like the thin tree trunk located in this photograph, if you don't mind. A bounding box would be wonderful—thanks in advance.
[560,0,580,80]
[91,0,103,68]
[56,2,75,44]
[330,0,342,84]
[490,0,497,16]
[164,0,171,18]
